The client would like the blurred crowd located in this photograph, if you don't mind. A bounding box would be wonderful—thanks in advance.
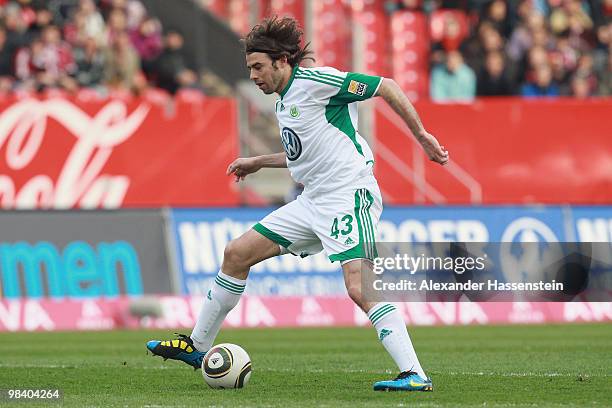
[388,0,612,100]
[0,0,201,95]
[1,0,610,100]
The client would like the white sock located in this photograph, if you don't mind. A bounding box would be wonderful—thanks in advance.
[190,271,246,352]
[368,303,427,378]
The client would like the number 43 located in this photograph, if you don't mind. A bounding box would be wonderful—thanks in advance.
[331,214,353,239]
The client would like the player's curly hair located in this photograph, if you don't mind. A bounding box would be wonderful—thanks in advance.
[243,16,314,67]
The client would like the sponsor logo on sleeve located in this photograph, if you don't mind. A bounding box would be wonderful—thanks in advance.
[348,80,367,96]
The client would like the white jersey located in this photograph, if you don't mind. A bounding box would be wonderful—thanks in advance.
[275,66,383,196]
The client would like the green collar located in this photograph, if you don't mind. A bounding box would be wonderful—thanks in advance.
[279,65,298,99]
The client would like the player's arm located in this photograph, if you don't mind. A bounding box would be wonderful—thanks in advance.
[375,78,449,166]
[226,153,287,182]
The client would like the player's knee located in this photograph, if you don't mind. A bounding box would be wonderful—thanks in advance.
[223,239,250,270]
[346,285,366,310]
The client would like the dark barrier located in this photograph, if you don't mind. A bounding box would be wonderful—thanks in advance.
[141,0,248,85]
[0,210,173,299]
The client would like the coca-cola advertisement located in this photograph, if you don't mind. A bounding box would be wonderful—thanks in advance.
[0,94,239,209]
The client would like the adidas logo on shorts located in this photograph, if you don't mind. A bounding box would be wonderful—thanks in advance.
[344,237,355,245]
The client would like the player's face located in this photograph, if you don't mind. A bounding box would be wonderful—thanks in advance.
[246,52,284,95]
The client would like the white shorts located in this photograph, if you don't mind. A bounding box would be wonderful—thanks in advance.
[253,185,383,262]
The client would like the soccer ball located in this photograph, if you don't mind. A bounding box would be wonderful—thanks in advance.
[201,343,252,389]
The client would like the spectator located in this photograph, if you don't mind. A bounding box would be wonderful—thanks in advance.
[3,4,30,55]
[555,32,580,72]
[103,30,140,90]
[69,0,106,46]
[519,45,550,83]
[549,50,572,92]
[0,27,13,77]
[0,27,14,92]
[25,7,54,42]
[44,0,81,27]
[574,53,597,86]
[101,0,146,29]
[482,0,512,38]
[477,50,515,95]
[14,38,46,89]
[129,16,163,74]
[104,7,128,45]
[570,73,593,97]
[10,0,36,27]
[150,30,197,94]
[430,50,477,101]
[73,36,105,87]
[462,21,502,72]
[521,64,560,97]
[15,24,77,91]
[550,0,593,38]
[527,45,549,68]
[593,22,611,72]
[531,26,553,50]
[41,24,76,76]
[597,50,612,95]
[507,9,545,65]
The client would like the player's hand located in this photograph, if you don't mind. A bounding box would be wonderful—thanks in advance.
[419,131,449,166]
[226,157,262,182]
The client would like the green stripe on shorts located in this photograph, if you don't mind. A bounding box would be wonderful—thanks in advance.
[252,223,292,248]
[328,189,377,262]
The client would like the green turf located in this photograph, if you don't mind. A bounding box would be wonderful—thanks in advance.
[0,324,610,407]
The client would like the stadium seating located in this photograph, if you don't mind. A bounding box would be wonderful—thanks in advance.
[312,0,352,71]
[429,9,469,51]
[353,3,392,77]
[391,11,429,100]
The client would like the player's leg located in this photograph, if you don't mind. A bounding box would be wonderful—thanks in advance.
[189,196,320,352]
[316,187,431,391]
[188,228,281,351]
[146,229,280,368]
[342,260,431,391]
[147,196,319,369]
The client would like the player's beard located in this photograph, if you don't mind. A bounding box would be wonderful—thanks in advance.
[265,62,282,94]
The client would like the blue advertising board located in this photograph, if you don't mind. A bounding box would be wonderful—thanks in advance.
[169,206,612,296]
[170,209,345,296]
[0,211,172,299]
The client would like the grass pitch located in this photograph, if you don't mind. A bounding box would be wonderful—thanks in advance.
[0,324,610,407]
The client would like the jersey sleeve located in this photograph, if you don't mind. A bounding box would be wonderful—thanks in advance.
[330,72,383,105]
[295,67,383,105]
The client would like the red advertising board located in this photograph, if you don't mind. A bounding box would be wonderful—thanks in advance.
[3,95,610,208]
[0,93,239,209]
[374,98,612,205]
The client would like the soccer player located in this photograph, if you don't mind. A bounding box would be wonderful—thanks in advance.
[147,16,448,392]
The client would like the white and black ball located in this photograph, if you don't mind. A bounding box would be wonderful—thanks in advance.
[202,343,252,389]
